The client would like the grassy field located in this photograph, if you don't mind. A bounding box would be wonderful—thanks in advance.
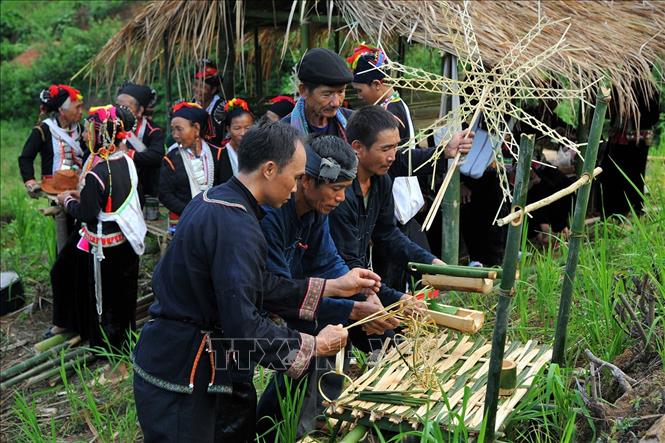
[1,119,663,441]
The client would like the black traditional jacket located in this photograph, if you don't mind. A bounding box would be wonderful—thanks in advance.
[133,178,324,394]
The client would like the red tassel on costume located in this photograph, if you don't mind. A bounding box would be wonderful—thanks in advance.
[105,196,113,213]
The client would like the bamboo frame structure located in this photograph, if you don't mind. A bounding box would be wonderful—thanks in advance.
[552,87,611,365]
[482,133,535,440]
[328,333,552,434]
[496,167,603,227]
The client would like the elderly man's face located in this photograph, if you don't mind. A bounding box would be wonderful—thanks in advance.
[300,84,346,121]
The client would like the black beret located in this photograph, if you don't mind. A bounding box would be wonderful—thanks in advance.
[117,82,154,108]
[298,48,353,86]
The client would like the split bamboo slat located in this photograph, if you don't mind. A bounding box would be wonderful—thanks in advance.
[423,274,494,294]
[328,333,551,434]
[426,307,484,334]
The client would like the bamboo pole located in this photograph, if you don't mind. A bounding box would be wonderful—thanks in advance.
[34,332,75,353]
[340,424,367,443]
[437,53,459,262]
[25,353,95,387]
[0,337,77,382]
[482,133,535,440]
[496,167,603,226]
[408,262,501,279]
[552,87,611,365]
[1,348,89,390]
[424,81,488,233]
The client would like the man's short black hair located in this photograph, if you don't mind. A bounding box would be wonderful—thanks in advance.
[346,105,399,148]
[237,121,304,173]
[307,135,357,183]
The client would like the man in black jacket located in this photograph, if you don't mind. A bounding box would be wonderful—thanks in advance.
[329,106,473,305]
[133,122,381,442]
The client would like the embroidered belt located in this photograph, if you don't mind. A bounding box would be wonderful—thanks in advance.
[81,226,126,247]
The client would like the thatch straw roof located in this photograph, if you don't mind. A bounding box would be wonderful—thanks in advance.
[83,0,338,97]
[337,0,665,120]
[86,0,663,119]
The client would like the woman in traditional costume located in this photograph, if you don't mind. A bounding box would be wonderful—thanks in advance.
[19,84,85,196]
[20,85,87,338]
[218,98,254,182]
[115,82,165,204]
[192,59,226,145]
[159,102,226,233]
[57,105,146,352]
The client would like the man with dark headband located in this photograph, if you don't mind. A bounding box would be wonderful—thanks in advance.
[256,136,398,440]
[283,48,354,141]
[133,122,382,442]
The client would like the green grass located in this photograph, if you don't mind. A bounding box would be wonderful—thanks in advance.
[3,120,664,441]
[1,120,56,298]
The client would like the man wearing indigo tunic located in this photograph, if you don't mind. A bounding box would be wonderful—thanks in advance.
[256,136,399,439]
[132,122,381,442]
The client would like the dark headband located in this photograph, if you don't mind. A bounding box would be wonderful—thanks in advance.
[305,144,357,183]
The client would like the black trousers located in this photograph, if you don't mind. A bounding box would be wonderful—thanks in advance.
[134,364,256,442]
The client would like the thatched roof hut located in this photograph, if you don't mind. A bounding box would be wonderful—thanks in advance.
[84,0,344,101]
[87,0,663,120]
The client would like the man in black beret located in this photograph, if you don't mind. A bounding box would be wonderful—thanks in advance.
[283,48,354,141]
[116,82,165,206]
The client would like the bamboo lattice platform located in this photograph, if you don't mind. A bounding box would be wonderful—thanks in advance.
[327,333,552,434]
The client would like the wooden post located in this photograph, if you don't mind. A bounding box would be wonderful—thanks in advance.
[300,19,310,54]
[552,87,611,365]
[482,133,535,441]
[440,54,460,264]
[253,24,263,98]
[162,31,172,134]
[222,0,235,98]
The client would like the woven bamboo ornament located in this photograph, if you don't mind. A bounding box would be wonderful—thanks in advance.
[352,1,595,227]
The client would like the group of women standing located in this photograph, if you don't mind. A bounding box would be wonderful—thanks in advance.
[18,59,296,354]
